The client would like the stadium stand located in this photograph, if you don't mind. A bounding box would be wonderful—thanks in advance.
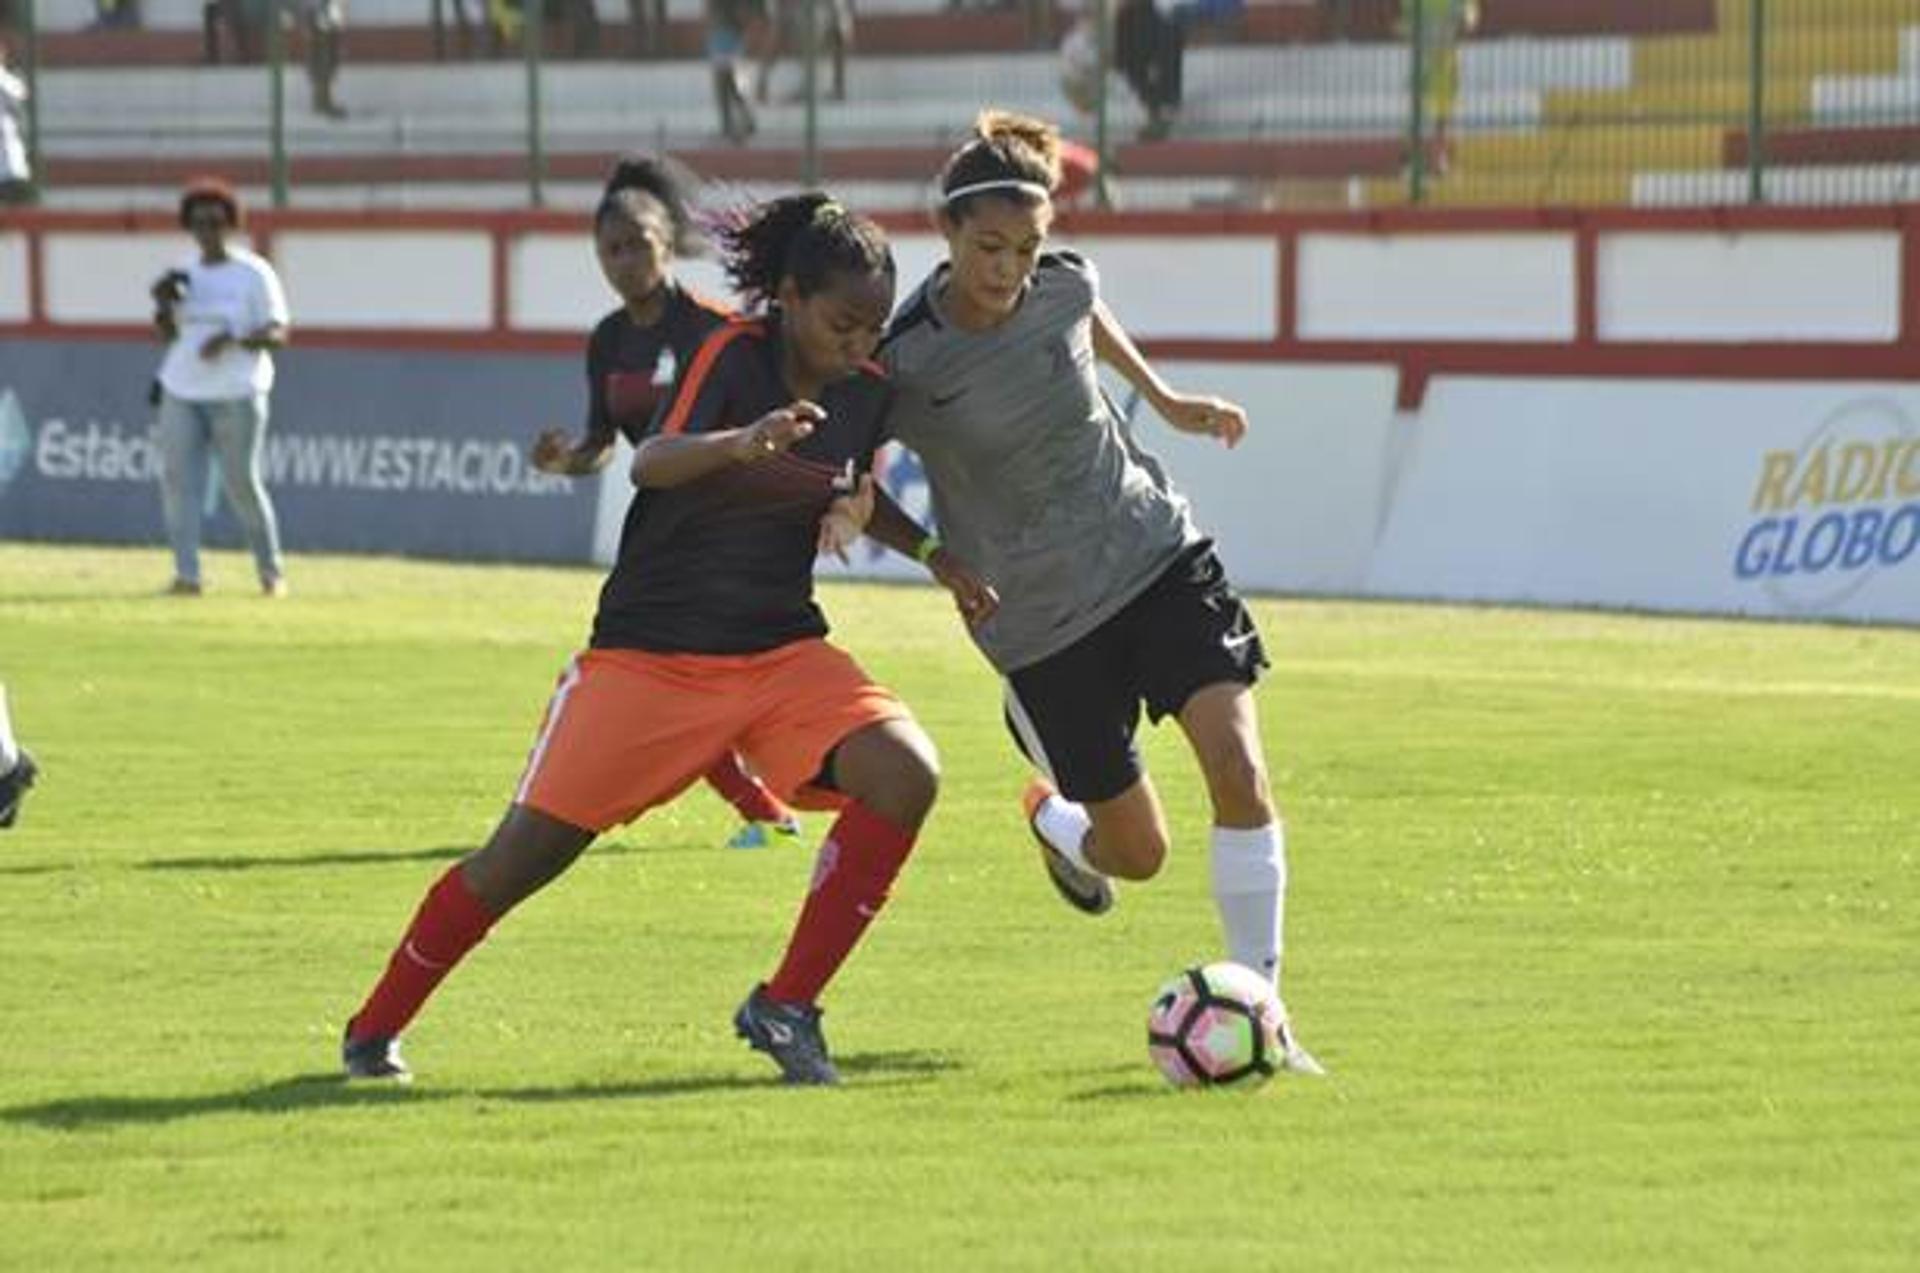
[1397,0,1920,207]
[10,0,1919,210]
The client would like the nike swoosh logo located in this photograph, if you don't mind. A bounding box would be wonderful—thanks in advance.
[767,1021,795,1045]
[1222,631,1258,651]
[401,939,450,971]
[930,389,967,408]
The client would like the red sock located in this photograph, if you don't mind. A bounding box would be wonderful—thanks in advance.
[765,802,916,1005]
[348,864,498,1041]
[702,752,792,824]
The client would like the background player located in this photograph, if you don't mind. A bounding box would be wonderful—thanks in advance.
[529,155,802,851]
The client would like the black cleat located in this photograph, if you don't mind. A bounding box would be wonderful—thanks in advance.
[733,984,840,1085]
[0,752,37,830]
[342,1024,412,1083]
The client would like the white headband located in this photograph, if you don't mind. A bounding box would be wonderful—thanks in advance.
[943,179,1052,204]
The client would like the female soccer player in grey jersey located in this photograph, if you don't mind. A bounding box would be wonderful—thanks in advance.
[876,110,1320,1073]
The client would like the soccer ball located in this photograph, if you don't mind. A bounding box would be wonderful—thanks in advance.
[1147,961,1286,1088]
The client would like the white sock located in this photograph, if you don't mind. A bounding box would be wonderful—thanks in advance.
[0,685,17,773]
[1035,794,1101,875]
[1210,822,1286,989]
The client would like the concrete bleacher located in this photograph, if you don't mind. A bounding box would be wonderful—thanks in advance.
[1633,162,1920,206]
[33,32,1640,147]
[1813,25,1920,123]
[31,44,1577,151]
[36,176,1258,211]
[27,0,1719,44]
[15,0,1919,211]
[1637,19,1920,207]
[1407,0,1920,208]
[38,0,1038,24]
[23,35,1587,210]
[36,0,1006,31]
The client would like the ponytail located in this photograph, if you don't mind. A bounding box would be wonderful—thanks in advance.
[938,109,1062,220]
[715,192,894,310]
[595,153,703,256]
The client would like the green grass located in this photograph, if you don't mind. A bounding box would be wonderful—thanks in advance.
[1,543,1917,1271]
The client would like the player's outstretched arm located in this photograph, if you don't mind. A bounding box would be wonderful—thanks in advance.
[630,401,822,489]
[1091,300,1248,448]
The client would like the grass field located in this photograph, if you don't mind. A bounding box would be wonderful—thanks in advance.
[1,542,1916,1271]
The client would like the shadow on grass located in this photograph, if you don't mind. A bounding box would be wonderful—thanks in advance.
[3,1051,962,1130]
[137,846,475,873]
[1066,1082,1168,1102]
[134,839,675,873]
[0,861,76,877]
[1059,1062,1167,1103]
[2,848,479,877]
[2,1073,448,1129]
[836,1049,961,1079]
[0,592,170,607]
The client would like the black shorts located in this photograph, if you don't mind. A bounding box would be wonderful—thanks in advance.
[1003,541,1267,804]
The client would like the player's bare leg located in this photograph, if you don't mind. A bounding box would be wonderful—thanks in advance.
[1023,768,1170,915]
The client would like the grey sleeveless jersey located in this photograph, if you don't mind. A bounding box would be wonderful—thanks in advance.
[880,252,1200,673]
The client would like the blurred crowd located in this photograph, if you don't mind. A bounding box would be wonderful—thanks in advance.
[0,0,1482,155]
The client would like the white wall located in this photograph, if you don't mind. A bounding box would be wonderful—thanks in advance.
[510,233,609,333]
[1298,232,1577,341]
[276,231,494,329]
[30,223,1905,352]
[1368,378,1920,623]
[43,232,200,323]
[20,217,1918,624]
[629,359,1403,587]
[1108,362,1400,591]
[1598,231,1902,343]
[1062,237,1281,340]
[0,234,27,323]
[795,366,1920,626]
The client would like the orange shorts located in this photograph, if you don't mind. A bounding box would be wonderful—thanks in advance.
[513,640,911,833]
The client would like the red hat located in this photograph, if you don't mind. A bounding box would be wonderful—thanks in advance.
[178,175,243,229]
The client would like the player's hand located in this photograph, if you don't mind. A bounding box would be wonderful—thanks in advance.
[198,331,234,360]
[530,428,574,474]
[817,473,875,563]
[1160,393,1248,449]
[929,549,1000,627]
[736,401,824,463]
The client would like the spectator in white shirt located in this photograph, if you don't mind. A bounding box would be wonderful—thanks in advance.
[151,177,293,598]
[0,37,32,205]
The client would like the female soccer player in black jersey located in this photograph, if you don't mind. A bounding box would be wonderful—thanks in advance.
[342,193,994,1086]
[530,155,801,849]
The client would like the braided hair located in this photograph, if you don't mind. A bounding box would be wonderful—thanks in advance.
[715,192,895,311]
